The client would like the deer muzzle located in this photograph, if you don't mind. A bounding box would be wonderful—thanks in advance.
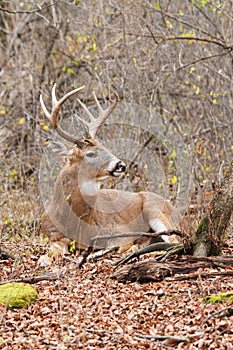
[110,161,126,177]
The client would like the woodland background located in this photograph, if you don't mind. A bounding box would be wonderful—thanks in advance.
[0,1,233,349]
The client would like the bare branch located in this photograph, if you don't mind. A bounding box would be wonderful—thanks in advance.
[0,1,60,15]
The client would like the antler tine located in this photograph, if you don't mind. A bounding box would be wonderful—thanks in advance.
[76,98,96,123]
[77,92,119,139]
[40,83,85,145]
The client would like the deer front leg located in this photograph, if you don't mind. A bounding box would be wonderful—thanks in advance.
[38,213,70,265]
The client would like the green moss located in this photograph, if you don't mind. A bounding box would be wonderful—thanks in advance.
[195,217,209,239]
[205,291,233,304]
[0,282,39,309]
[193,217,220,256]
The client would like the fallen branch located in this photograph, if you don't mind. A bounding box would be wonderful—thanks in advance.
[90,230,182,246]
[112,256,233,283]
[134,332,188,346]
[0,272,62,285]
[156,245,184,262]
[79,230,182,267]
[114,242,180,268]
[85,328,189,346]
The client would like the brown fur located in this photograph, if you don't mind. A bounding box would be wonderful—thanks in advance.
[39,86,181,258]
[41,140,181,256]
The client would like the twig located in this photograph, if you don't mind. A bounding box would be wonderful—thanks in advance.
[198,306,233,330]
[0,272,62,285]
[89,230,182,245]
[176,50,231,73]
[78,246,119,268]
[114,242,179,268]
[85,328,188,347]
[129,135,154,165]
[85,328,122,335]
[134,332,188,344]
[0,1,60,15]
[156,245,184,262]
[166,270,233,282]
[78,245,93,268]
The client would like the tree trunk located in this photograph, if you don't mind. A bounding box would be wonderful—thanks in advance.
[192,161,233,257]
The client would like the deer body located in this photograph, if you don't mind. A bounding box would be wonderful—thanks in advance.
[40,85,180,256]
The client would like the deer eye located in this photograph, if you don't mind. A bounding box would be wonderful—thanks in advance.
[85,151,96,158]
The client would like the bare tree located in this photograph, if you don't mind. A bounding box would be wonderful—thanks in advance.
[0,0,232,255]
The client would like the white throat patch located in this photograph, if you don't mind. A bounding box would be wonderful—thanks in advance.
[80,181,100,196]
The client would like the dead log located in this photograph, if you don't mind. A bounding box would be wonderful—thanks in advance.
[112,256,233,283]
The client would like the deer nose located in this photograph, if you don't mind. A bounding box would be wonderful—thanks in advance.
[115,161,126,173]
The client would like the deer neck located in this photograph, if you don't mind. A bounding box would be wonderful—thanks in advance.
[60,163,101,217]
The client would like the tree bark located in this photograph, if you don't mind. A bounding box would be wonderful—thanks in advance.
[112,256,233,283]
[192,161,233,256]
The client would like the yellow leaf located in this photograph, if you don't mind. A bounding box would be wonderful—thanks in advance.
[68,46,73,54]
[69,240,76,253]
[19,118,25,125]
[212,99,217,105]
[169,149,176,160]
[196,86,200,95]
[43,125,49,130]
[165,20,173,29]
[172,175,177,185]
[189,67,195,74]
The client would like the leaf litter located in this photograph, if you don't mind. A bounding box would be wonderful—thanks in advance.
[0,242,233,349]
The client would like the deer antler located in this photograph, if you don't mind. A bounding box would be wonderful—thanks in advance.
[76,91,118,138]
[40,84,118,144]
[40,83,85,146]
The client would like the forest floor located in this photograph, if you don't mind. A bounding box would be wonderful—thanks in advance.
[0,236,233,350]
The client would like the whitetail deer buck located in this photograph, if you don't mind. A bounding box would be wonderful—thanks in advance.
[40,84,181,258]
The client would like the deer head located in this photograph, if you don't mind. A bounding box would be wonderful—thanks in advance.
[40,84,126,191]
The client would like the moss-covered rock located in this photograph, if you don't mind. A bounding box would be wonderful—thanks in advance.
[205,291,233,304]
[0,282,39,308]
